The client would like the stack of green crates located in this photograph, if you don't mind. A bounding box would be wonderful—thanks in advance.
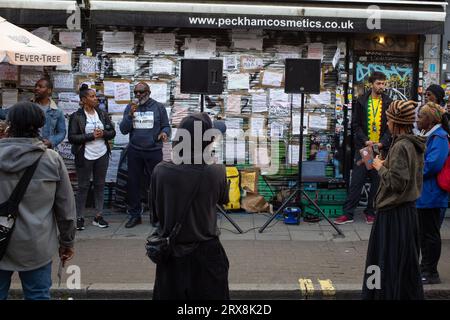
[302,188,347,218]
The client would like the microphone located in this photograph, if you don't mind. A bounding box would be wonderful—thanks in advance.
[132,98,139,106]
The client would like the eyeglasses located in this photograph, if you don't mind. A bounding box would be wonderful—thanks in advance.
[134,90,148,95]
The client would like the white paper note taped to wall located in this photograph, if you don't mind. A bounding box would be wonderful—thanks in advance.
[152,58,174,75]
[1,89,18,108]
[250,117,266,136]
[79,55,97,74]
[146,82,168,104]
[308,114,328,129]
[251,93,268,113]
[114,82,131,101]
[53,73,74,89]
[59,31,82,48]
[309,91,331,105]
[227,73,249,90]
[226,95,242,114]
[19,72,43,87]
[103,31,134,53]
[262,70,283,87]
[103,81,116,97]
[105,149,121,182]
[144,33,176,54]
[308,43,324,60]
[288,145,300,165]
[184,38,216,59]
[240,56,263,71]
[108,99,128,114]
[111,115,129,145]
[270,121,285,138]
[113,57,136,75]
[223,55,237,70]
[0,64,19,81]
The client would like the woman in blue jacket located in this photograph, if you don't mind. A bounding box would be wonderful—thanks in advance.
[416,102,450,284]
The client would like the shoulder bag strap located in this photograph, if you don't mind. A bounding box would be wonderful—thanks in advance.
[167,167,205,240]
[7,154,43,218]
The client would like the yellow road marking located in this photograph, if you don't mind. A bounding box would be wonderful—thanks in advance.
[298,278,314,296]
[318,279,335,296]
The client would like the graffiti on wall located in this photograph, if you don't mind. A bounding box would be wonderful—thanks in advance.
[355,62,413,100]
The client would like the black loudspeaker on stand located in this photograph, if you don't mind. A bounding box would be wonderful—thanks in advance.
[180,59,243,234]
[258,59,343,235]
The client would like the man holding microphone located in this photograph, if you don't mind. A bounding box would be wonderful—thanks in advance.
[120,82,170,228]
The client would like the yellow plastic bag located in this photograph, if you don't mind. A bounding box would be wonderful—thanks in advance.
[224,166,241,210]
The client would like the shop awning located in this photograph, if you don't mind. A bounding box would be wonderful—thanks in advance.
[0,0,77,25]
[0,16,70,65]
[88,0,446,34]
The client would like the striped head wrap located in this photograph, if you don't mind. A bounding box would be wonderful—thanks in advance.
[386,100,418,125]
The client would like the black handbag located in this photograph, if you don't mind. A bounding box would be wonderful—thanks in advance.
[145,169,203,264]
[0,155,42,261]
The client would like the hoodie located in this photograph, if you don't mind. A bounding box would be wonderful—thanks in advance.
[416,125,449,208]
[375,134,426,210]
[119,98,171,151]
[0,138,76,271]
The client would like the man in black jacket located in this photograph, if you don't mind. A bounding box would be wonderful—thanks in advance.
[335,72,392,225]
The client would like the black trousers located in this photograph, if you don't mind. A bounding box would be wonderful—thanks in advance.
[343,156,380,218]
[153,238,229,300]
[417,208,442,276]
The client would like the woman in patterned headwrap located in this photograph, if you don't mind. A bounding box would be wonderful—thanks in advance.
[362,100,426,300]
[416,102,450,285]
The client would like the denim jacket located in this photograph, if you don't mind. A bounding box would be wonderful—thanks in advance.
[32,98,66,148]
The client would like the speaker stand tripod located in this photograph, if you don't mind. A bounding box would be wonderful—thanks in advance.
[199,94,244,234]
[258,93,344,235]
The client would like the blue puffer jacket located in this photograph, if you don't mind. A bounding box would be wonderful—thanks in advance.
[417,125,449,208]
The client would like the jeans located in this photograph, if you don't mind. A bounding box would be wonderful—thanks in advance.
[127,147,162,218]
[342,156,380,218]
[75,153,109,218]
[0,262,52,300]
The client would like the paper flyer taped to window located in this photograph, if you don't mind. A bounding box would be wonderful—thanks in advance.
[240,55,263,72]
[146,82,168,104]
[113,57,136,75]
[226,95,241,114]
[53,73,74,90]
[152,58,174,75]
[0,64,19,81]
[59,31,82,48]
[102,32,135,53]
[114,82,131,101]
[144,33,176,54]
[227,73,249,90]
[184,38,216,59]
[261,70,284,87]
[1,89,18,108]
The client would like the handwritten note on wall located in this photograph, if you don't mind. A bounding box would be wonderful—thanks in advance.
[144,33,176,54]
[79,55,97,74]
[227,73,249,90]
[240,56,263,71]
[53,73,74,90]
[0,64,19,81]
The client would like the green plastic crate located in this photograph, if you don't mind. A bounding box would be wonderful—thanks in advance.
[316,189,347,205]
[303,204,344,218]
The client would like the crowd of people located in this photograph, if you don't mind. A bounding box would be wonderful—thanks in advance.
[0,73,449,300]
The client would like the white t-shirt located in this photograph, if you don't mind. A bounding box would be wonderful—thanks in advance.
[84,110,107,160]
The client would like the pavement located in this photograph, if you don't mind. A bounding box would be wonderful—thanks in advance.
[7,208,450,300]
